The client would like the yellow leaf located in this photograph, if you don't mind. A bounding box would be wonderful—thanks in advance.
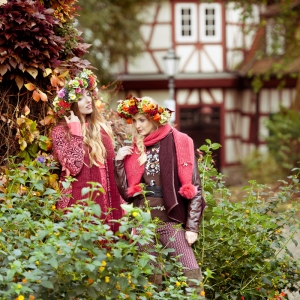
[24,105,30,116]
[58,70,69,79]
[43,68,52,77]
[24,83,35,91]
[17,117,25,126]
[15,75,24,90]
[26,67,38,79]
[19,138,27,151]
[32,90,40,102]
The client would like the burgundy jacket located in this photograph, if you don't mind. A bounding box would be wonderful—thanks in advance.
[114,132,206,233]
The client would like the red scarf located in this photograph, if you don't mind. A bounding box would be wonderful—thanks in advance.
[124,124,197,199]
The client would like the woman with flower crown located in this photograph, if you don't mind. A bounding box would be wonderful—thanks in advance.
[51,69,123,232]
[114,95,206,294]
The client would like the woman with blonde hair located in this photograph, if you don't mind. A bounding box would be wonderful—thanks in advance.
[51,69,123,232]
[114,95,206,293]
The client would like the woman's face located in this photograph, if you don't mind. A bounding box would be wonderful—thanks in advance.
[77,90,93,117]
[132,113,156,136]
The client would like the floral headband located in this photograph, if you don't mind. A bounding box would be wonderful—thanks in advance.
[53,69,99,117]
[117,95,173,125]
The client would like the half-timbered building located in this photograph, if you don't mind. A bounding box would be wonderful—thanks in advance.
[111,1,297,183]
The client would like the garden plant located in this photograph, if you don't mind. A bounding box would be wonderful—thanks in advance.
[0,155,202,300]
[194,140,300,300]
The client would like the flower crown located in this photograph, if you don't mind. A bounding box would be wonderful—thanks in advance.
[53,69,99,117]
[117,95,173,125]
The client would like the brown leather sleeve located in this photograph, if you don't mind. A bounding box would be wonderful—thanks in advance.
[185,157,207,233]
[113,159,133,203]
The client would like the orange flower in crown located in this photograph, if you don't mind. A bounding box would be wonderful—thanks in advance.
[117,95,173,125]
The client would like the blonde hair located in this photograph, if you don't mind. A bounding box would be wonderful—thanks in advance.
[72,100,114,166]
[131,115,159,166]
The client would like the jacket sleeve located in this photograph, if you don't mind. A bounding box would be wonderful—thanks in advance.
[185,156,207,233]
[113,159,136,203]
[51,125,85,176]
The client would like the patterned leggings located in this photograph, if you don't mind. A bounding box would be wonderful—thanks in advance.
[138,222,199,270]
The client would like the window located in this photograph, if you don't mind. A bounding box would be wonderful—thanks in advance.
[200,3,222,42]
[175,3,197,42]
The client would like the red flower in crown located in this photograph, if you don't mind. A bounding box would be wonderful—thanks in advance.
[89,75,95,88]
[128,105,138,115]
[58,100,72,108]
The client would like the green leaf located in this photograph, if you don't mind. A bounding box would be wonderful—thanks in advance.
[91,203,101,217]
[262,276,272,286]
[81,187,90,196]
[48,257,58,269]
[41,280,54,289]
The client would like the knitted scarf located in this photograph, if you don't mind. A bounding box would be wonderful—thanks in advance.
[124,124,197,199]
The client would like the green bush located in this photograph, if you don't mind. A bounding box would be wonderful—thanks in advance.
[0,157,201,300]
[265,107,300,174]
[241,150,284,184]
[194,140,300,300]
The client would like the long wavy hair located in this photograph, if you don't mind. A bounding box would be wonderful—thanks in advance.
[69,99,114,166]
[131,115,160,166]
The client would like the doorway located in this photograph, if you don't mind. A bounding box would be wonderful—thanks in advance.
[179,106,221,171]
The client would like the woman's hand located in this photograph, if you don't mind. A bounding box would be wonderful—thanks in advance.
[185,231,198,246]
[116,146,133,160]
[64,110,80,124]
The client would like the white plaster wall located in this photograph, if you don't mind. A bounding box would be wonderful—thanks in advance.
[201,45,223,72]
[241,116,250,140]
[227,50,244,70]
[183,50,200,73]
[259,90,270,113]
[241,90,255,113]
[187,90,200,105]
[225,112,235,136]
[177,90,190,105]
[225,139,240,163]
[156,2,171,22]
[281,88,293,108]
[150,24,172,49]
[138,4,159,23]
[259,116,269,141]
[127,52,159,74]
[226,25,243,49]
[211,89,223,103]
[177,45,198,73]
[225,89,239,110]
[200,89,214,104]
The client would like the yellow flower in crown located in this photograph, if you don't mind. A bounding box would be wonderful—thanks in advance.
[117,94,173,125]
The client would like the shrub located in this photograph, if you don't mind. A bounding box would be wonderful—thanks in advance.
[265,107,300,174]
[0,156,201,300]
[194,140,300,300]
[241,150,284,184]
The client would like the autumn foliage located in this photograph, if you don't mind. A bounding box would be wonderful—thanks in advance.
[0,0,91,164]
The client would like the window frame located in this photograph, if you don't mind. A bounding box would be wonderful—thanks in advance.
[199,3,222,43]
[175,3,198,43]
